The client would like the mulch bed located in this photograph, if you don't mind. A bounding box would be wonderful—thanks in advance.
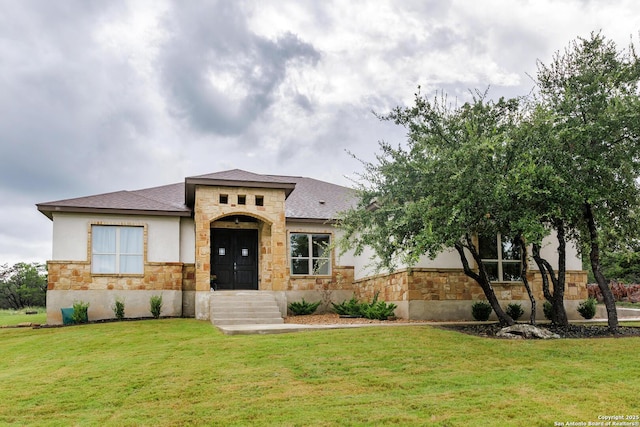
[440,323,640,339]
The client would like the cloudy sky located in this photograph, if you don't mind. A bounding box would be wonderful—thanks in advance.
[2,0,639,265]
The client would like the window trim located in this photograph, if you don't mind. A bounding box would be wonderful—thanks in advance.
[90,224,146,276]
[479,233,522,282]
[289,232,332,277]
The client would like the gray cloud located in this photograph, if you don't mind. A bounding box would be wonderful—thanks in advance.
[160,1,320,137]
[1,0,639,264]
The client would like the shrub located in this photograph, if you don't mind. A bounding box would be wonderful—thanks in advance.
[288,299,321,316]
[543,301,553,321]
[112,297,125,321]
[471,301,492,321]
[150,295,163,319]
[331,292,397,320]
[505,303,524,321]
[332,295,364,316]
[361,300,397,320]
[577,297,598,320]
[71,300,89,324]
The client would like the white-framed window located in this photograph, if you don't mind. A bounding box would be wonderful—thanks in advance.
[478,234,521,282]
[290,233,331,276]
[92,225,144,274]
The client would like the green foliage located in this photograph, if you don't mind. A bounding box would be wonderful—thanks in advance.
[288,299,321,316]
[112,297,125,321]
[361,300,397,320]
[471,301,492,321]
[0,263,47,309]
[577,297,598,320]
[71,300,89,324]
[150,295,163,319]
[543,301,553,321]
[331,295,363,316]
[588,243,640,284]
[331,292,397,320]
[505,303,525,321]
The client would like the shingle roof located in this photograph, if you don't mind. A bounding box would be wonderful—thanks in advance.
[36,183,191,220]
[37,170,355,221]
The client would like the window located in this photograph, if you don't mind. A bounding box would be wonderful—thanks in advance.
[255,195,264,206]
[290,233,331,275]
[238,195,246,205]
[92,225,143,274]
[478,234,521,281]
[219,194,228,204]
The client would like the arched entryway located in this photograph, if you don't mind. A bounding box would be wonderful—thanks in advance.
[210,215,259,290]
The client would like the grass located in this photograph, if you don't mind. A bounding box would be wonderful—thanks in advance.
[616,301,640,309]
[0,320,639,426]
[0,308,46,326]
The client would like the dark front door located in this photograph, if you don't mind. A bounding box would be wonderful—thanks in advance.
[211,228,258,290]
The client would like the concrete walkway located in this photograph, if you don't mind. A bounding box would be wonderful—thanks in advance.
[215,308,640,335]
[215,321,435,335]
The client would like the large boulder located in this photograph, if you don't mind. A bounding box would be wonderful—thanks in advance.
[496,324,560,339]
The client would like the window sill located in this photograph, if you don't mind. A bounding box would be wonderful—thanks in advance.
[290,275,332,279]
[91,273,144,278]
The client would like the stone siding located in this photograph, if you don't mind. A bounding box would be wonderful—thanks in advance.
[287,266,355,292]
[47,260,185,291]
[182,263,196,291]
[355,268,588,303]
[193,185,289,293]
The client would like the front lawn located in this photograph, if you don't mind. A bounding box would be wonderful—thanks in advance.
[0,308,46,326]
[0,319,638,426]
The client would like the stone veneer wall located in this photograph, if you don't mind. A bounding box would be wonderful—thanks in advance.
[354,268,589,320]
[193,185,289,319]
[47,261,184,291]
[46,260,188,324]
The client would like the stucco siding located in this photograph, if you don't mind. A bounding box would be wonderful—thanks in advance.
[51,212,181,262]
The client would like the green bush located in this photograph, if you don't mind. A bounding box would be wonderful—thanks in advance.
[112,298,125,321]
[332,295,363,316]
[361,300,397,320]
[577,297,597,320]
[288,299,321,315]
[543,301,553,321]
[505,303,524,321]
[71,300,89,324]
[332,292,397,320]
[471,301,492,321]
[150,295,163,319]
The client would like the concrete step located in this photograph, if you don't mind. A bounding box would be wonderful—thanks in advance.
[210,291,284,326]
[215,320,284,326]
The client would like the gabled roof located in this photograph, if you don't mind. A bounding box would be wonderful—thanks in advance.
[185,169,297,208]
[37,169,355,221]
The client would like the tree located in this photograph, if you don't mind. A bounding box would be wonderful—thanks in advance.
[534,32,640,331]
[338,92,529,326]
[0,263,47,309]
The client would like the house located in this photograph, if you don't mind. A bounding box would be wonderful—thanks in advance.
[37,169,588,325]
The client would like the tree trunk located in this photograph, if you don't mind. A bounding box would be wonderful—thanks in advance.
[515,235,536,325]
[455,235,515,326]
[531,224,568,326]
[584,203,618,331]
[552,221,568,326]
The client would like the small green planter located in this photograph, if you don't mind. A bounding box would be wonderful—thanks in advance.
[61,308,74,325]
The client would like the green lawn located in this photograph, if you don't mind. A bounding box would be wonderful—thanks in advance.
[0,308,46,326]
[0,319,638,426]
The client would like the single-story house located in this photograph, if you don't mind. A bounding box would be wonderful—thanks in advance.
[37,169,588,325]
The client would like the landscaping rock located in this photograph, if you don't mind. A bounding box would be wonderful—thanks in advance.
[496,324,560,339]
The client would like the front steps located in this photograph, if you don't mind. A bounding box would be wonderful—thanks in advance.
[210,291,284,325]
